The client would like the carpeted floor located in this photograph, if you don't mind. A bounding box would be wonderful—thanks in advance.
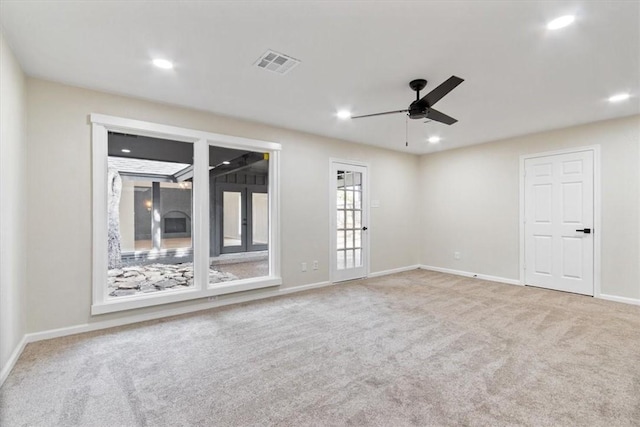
[1,269,639,426]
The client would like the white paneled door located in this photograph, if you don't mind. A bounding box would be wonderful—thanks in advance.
[331,161,369,282]
[524,150,594,295]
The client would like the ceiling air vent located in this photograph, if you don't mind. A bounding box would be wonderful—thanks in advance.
[254,50,300,75]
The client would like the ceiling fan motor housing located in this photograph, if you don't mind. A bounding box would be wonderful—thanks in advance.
[408,102,428,119]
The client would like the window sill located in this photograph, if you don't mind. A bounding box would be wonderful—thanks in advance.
[91,276,282,315]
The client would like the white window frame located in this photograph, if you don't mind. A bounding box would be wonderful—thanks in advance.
[91,114,281,315]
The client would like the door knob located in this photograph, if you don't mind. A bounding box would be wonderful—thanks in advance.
[362,227,368,231]
[576,228,591,234]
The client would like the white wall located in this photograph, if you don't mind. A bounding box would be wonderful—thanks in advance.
[419,115,640,299]
[0,31,27,379]
[25,78,420,333]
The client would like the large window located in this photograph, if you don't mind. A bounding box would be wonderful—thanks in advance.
[92,115,281,314]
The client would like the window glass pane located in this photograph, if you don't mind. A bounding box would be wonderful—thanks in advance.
[346,230,354,249]
[354,211,361,229]
[355,249,362,267]
[337,250,346,270]
[346,249,354,269]
[209,152,270,284]
[337,190,345,209]
[126,182,151,251]
[107,133,194,298]
[354,190,361,209]
[354,230,361,249]
[346,210,354,229]
[252,193,268,246]
[346,191,354,209]
[337,230,345,249]
[337,210,345,229]
[160,182,193,250]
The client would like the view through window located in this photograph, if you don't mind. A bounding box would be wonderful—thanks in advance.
[106,132,269,298]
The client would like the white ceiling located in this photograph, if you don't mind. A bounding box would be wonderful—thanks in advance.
[1,1,638,154]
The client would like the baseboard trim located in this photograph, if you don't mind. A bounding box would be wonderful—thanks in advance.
[7,273,637,386]
[598,293,640,306]
[25,280,334,344]
[368,265,420,278]
[419,265,522,286]
[0,335,27,388]
[0,280,333,384]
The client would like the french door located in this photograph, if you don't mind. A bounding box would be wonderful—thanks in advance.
[330,161,369,282]
[523,149,595,295]
[216,185,268,254]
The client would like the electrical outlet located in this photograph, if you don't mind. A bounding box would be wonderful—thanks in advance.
[301,262,307,272]
[313,260,319,270]
[454,251,461,260]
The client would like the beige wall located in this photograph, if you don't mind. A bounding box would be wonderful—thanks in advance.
[419,115,640,299]
[25,78,420,333]
[22,76,638,337]
[0,32,27,375]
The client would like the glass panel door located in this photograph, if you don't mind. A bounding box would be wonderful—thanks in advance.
[331,162,368,282]
[248,190,268,251]
[220,189,246,253]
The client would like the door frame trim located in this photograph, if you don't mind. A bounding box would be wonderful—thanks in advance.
[329,158,370,283]
[519,145,601,297]
[215,183,268,255]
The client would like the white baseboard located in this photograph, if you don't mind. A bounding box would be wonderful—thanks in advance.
[368,264,420,278]
[421,265,640,305]
[1,280,333,384]
[25,280,333,343]
[5,272,637,386]
[598,293,640,306]
[0,335,27,388]
[419,265,522,286]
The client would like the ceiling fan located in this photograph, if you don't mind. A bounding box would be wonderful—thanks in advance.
[351,76,464,125]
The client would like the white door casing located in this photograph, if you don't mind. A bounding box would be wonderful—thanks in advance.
[523,149,595,296]
[330,160,369,282]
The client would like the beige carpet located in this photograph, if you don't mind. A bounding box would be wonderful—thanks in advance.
[1,269,639,426]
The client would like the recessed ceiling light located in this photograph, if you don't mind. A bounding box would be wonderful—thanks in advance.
[428,136,441,144]
[222,161,231,165]
[152,58,174,69]
[121,148,131,153]
[608,93,631,103]
[547,15,575,30]
[337,110,352,120]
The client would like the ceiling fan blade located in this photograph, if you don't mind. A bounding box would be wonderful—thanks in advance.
[418,75,464,108]
[425,108,458,125]
[351,109,408,119]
